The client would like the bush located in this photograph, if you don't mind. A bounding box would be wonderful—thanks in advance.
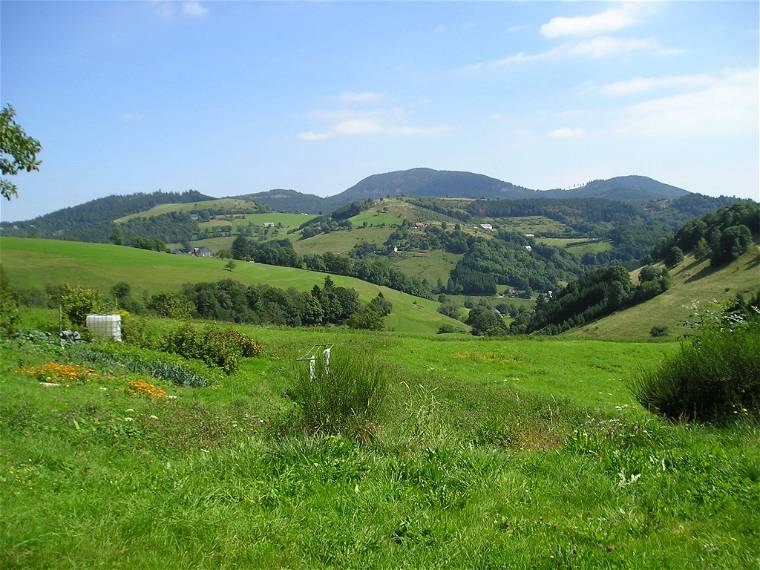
[162,323,261,374]
[347,309,385,331]
[146,292,193,319]
[289,350,390,436]
[68,342,219,387]
[437,324,465,334]
[59,284,113,326]
[0,267,19,337]
[633,326,760,423]
[664,246,684,268]
[649,325,668,337]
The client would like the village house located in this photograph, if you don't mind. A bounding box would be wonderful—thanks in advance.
[191,247,212,257]
[480,223,493,231]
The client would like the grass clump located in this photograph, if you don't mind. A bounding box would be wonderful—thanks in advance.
[633,325,760,423]
[289,349,390,437]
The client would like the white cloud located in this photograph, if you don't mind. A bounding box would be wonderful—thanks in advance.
[337,91,383,103]
[182,1,208,18]
[469,36,679,69]
[541,4,646,39]
[601,73,715,96]
[548,127,586,139]
[119,111,143,122]
[616,68,758,136]
[298,118,449,141]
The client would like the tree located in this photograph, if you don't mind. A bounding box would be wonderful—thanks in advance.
[1,104,42,200]
[664,246,684,268]
[348,309,385,330]
[368,292,392,316]
[713,225,753,265]
[110,227,124,246]
[466,306,507,336]
[693,237,710,261]
[224,260,237,272]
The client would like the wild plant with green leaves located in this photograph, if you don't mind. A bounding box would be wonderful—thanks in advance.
[289,348,391,437]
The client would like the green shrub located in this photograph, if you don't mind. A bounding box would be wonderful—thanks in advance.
[68,342,219,387]
[162,323,262,374]
[0,267,19,337]
[347,309,385,331]
[649,325,669,337]
[58,284,113,326]
[289,349,390,436]
[146,292,193,319]
[632,326,760,423]
[437,324,465,334]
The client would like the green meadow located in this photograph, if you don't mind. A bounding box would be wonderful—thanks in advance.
[115,198,259,222]
[1,309,758,568]
[0,237,461,335]
[292,227,394,255]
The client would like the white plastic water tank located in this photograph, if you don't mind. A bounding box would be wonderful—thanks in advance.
[85,314,122,341]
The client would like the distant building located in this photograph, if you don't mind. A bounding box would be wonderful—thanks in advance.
[414,222,427,229]
[524,233,534,237]
[189,214,200,221]
[480,223,493,231]
[524,245,532,252]
[263,222,275,228]
[192,247,213,257]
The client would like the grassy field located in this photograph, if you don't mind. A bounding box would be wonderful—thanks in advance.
[292,227,394,256]
[569,245,760,340]
[388,250,462,285]
[115,198,260,222]
[491,216,570,235]
[349,199,461,228]
[199,212,316,231]
[1,311,758,568]
[0,237,461,335]
[537,237,613,256]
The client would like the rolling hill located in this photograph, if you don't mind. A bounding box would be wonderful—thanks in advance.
[0,237,464,335]
[567,244,760,340]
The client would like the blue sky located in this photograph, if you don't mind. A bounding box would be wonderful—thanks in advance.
[1,1,758,221]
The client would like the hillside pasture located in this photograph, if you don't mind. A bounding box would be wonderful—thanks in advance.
[388,250,462,285]
[568,245,760,340]
[293,227,394,256]
[115,198,261,222]
[492,216,570,235]
[537,237,613,256]
[0,237,461,335]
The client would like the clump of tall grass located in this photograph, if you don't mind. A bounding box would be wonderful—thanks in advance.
[289,349,391,437]
[632,325,760,424]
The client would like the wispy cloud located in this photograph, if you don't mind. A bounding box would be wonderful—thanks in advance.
[298,118,449,141]
[469,36,679,69]
[601,73,716,96]
[616,68,758,136]
[337,91,383,103]
[541,4,647,39]
[151,1,208,19]
[119,111,143,122]
[182,1,208,18]
[548,127,586,139]
[298,106,449,141]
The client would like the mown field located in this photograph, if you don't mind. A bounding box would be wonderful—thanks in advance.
[388,250,462,285]
[115,198,260,222]
[199,212,316,231]
[536,237,613,256]
[292,227,394,256]
[1,309,758,568]
[569,245,760,340]
[0,238,461,335]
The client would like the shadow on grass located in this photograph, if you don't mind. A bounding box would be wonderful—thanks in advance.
[685,262,722,283]
[744,253,760,271]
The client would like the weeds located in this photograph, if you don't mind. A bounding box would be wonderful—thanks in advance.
[288,349,391,437]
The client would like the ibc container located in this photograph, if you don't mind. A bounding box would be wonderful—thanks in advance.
[85,314,122,341]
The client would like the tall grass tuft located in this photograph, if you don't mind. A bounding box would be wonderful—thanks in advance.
[632,326,760,424]
[289,349,391,437]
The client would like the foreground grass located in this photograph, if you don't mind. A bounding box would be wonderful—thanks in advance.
[1,316,758,568]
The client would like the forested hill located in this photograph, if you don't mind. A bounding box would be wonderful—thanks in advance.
[0,190,211,241]
[233,170,694,214]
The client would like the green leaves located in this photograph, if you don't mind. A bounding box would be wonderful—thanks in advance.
[0,104,42,200]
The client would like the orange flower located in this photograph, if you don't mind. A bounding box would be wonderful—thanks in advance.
[127,380,166,399]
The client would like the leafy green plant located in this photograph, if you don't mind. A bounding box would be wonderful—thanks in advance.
[288,349,391,437]
[633,325,760,423]
[57,284,113,327]
[649,325,669,337]
[162,323,262,374]
[68,342,219,387]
